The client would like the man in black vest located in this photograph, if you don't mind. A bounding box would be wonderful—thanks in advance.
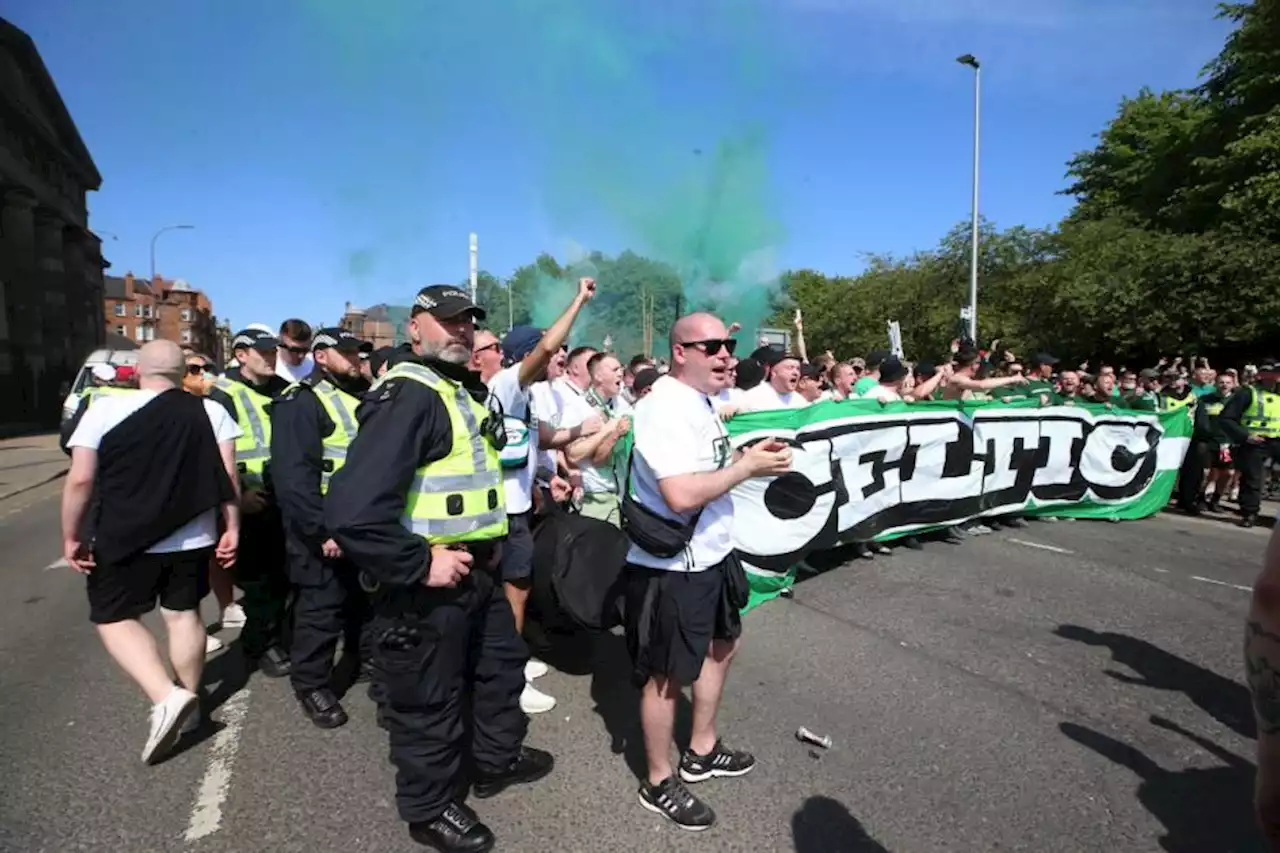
[61,340,241,765]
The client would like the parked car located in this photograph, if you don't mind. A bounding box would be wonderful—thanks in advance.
[60,348,141,425]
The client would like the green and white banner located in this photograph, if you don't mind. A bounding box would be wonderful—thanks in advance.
[725,399,1193,609]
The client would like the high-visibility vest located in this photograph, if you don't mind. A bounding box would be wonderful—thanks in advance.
[281,378,361,494]
[1203,400,1225,418]
[82,386,137,407]
[372,362,508,544]
[214,376,273,489]
[1162,394,1196,412]
[1243,388,1280,439]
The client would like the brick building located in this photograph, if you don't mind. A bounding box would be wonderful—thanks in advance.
[340,302,411,348]
[0,18,107,430]
[103,272,221,361]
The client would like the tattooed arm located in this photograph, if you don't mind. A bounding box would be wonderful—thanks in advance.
[1246,523,1280,850]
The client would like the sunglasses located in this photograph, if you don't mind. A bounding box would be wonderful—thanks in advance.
[474,342,501,356]
[281,344,310,355]
[679,338,737,357]
[187,364,208,375]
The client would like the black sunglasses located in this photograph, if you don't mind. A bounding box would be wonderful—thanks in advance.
[281,344,310,355]
[679,338,737,357]
[474,342,501,356]
[187,364,207,375]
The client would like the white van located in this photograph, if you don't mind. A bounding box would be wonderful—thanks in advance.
[60,348,142,425]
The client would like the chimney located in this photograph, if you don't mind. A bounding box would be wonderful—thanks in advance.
[124,271,134,299]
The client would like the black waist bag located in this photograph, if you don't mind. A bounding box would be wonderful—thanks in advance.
[530,504,630,632]
[619,449,703,559]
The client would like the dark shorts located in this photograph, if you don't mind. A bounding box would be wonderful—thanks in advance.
[625,557,743,689]
[87,547,213,625]
[499,512,535,583]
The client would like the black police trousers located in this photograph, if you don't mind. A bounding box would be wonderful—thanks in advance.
[1176,439,1209,510]
[236,506,290,659]
[370,568,528,824]
[285,530,373,692]
[1237,438,1280,516]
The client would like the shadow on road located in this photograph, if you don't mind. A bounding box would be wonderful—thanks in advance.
[1055,624,1256,739]
[201,639,252,714]
[1060,715,1260,853]
[791,796,892,853]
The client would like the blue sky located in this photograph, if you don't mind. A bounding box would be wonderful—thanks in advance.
[4,0,1231,332]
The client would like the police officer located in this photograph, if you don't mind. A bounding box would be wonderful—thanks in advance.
[326,286,553,853]
[1220,374,1280,527]
[271,328,374,728]
[60,365,140,454]
[208,329,292,677]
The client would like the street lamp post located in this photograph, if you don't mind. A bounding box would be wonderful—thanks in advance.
[150,224,194,282]
[957,53,981,344]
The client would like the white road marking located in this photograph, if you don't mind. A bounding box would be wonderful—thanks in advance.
[43,557,68,571]
[1153,568,1169,574]
[1007,538,1074,556]
[184,687,251,842]
[1190,575,1252,593]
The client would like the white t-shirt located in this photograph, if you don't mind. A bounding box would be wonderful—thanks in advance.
[68,390,241,553]
[486,365,537,515]
[626,376,736,572]
[559,390,632,494]
[275,355,314,384]
[529,380,567,479]
[865,384,902,403]
[741,382,808,412]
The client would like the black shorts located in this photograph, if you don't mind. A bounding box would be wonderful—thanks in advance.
[499,512,535,583]
[624,557,743,689]
[87,547,213,625]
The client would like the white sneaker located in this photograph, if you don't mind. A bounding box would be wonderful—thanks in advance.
[142,686,198,765]
[205,634,225,656]
[221,603,246,629]
[520,682,557,714]
[525,658,549,680]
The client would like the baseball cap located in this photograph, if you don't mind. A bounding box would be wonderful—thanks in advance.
[749,345,784,367]
[311,327,372,353]
[866,349,890,369]
[879,356,908,383]
[632,367,661,396]
[231,328,279,351]
[412,285,487,321]
[113,365,137,383]
[502,325,544,363]
[915,360,937,379]
[799,362,823,380]
[1031,352,1059,368]
[1139,367,1161,380]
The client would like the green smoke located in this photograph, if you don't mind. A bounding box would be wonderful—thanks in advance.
[301,0,790,343]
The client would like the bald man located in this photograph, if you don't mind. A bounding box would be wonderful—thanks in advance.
[62,340,243,765]
[623,312,792,830]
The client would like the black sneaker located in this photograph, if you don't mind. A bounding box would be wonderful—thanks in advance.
[408,801,494,853]
[638,776,715,831]
[679,739,756,783]
[248,646,291,678]
[296,687,349,729]
[472,746,554,799]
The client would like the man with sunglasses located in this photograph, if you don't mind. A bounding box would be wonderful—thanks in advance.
[326,285,555,853]
[275,318,315,384]
[624,313,792,831]
[271,328,375,729]
[208,329,293,678]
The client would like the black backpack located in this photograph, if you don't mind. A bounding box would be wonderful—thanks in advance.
[529,501,630,632]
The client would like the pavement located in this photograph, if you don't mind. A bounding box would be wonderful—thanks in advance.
[0,478,1273,853]
[0,433,67,502]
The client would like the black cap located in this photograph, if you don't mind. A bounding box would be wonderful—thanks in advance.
[412,285,486,321]
[915,360,937,379]
[866,349,890,369]
[799,362,823,379]
[749,345,783,367]
[1031,353,1059,367]
[231,329,279,351]
[502,326,544,362]
[880,356,908,383]
[312,327,372,353]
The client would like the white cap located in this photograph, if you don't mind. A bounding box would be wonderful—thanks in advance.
[246,323,274,334]
[91,363,116,382]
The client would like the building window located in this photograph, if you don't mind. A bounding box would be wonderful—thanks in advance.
[144,305,154,319]
[134,304,142,317]
[113,303,125,317]
[115,325,126,337]
[135,325,145,341]
[180,328,192,344]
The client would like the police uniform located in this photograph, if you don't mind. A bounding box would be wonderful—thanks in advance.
[1220,384,1280,525]
[270,328,375,728]
[325,286,552,853]
[1159,390,1212,512]
[208,330,292,675]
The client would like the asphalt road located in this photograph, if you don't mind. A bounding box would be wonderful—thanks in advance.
[0,481,1271,853]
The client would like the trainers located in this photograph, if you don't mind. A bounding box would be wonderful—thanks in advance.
[472,746,555,799]
[967,523,993,535]
[220,603,246,629]
[524,658,549,681]
[142,686,198,764]
[679,739,756,783]
[638,776,715,831]
[520,682,556,714]
[205,634,224,656]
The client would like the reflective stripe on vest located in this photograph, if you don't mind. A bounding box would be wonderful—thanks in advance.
[1203,401,1225,417]
[372,362,508,543]
[1163,395,1195,412]
[214,376,273,488]
[310,380,360,494]
[1244,389,1280,439]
